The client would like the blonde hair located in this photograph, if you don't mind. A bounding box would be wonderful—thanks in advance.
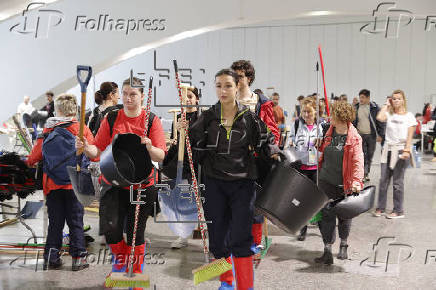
[390,89,407,114]
[54,94,77,117]
[300,97,317,119]
[331,101,356,123]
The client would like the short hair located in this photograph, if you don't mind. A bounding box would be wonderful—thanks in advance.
[359,89,370,98]
[272,92,280,97]
[230,60,255,86]
[339,94,348,102]
[122,77,144,94]
[215,69,239,86]
[46,91,54,98]
[54,94,77,117]
[253,89,263,95]
[331,101,356,123]
[297,95,305,101]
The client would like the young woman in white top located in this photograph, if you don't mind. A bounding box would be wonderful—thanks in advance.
[374,90,417,219]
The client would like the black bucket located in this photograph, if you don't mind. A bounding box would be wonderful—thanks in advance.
[255,162,328,234]
[100,133,153,187]
[331,185,376,220]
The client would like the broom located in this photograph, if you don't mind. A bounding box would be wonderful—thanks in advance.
[104,76,154,289]
[170,60,232,284]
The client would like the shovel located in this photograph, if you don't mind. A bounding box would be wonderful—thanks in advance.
[67,65,95,207]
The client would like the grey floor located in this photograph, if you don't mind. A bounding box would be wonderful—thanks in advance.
[0,149,435,290]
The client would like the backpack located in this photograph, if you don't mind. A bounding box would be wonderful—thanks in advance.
[42,122,83,185]
[89,104,123,136]
[106,109,155,137]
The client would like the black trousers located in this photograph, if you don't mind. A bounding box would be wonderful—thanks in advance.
[360,134,377,176]
[44,189,86,261]
[100,185,157,246]
[204,176,255,258]
[317,180,352,245]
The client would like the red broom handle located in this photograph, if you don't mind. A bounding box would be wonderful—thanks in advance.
[318,45,330,117]
[128,76,154,276]
[173,60,209,258]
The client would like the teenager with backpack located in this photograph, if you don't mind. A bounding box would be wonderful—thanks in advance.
[87,81,121,136]
[27,94,94,271]
[188,69,279,289]
[76,77,166,283]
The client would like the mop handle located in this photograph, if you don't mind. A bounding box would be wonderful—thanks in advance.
[173,60,209,258]
[318,45,330,117]
[128,76,154,277]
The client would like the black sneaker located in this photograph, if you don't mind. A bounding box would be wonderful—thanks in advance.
[72,257,89,271]
[337,245,348,260]
[43,259,63,270]
[314,248,333,265]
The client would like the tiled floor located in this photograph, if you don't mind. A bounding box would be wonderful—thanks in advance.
[0,152,435,289]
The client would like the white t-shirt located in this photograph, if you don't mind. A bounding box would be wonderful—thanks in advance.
[17,102,34,115]
[384,111,417,145]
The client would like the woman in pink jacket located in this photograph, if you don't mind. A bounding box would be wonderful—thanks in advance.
[315,101,364,265]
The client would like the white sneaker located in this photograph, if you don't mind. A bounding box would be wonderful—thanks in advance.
[171,237,188,249]
[386,212,405,219]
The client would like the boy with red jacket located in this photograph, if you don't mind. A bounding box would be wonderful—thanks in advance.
[27,94,94,271]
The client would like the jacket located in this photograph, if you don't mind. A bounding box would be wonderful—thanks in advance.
[189,101,279,181]
[318,123,364,194]
[26,119,95,195]
[290,118,323,166]
[255,92,280,144]
[353,102,385,138]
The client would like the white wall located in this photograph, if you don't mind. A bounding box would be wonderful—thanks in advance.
[66,19,436,131]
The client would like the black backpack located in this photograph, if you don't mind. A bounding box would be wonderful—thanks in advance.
[89,104,123,136]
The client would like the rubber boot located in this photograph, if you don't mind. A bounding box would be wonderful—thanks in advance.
[233,256,254,290]
[219,257,234,289]
[314,245,333,265]
[297,226,307,241]
[125,243,146,274]
[125,243,146,290]
[108,240,128,273]
[251,223,263,246]
[337,244,348,260]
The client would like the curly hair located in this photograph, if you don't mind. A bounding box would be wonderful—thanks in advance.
[230,60,255,86]
[331,101,356,123]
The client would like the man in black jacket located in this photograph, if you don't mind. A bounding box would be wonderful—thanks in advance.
[352,89,385,181]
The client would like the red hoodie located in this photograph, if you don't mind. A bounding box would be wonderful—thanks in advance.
[318,122,364,194]
[256,95,280,144]
[26,120,95,195]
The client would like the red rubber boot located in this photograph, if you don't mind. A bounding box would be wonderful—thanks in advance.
[233,256,254,290]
